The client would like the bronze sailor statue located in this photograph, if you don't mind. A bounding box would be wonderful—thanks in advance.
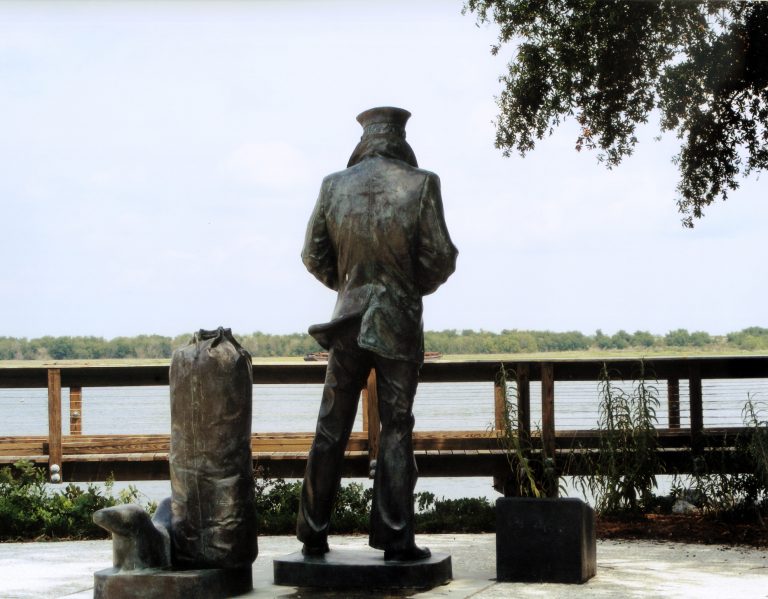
[298,106,458,560]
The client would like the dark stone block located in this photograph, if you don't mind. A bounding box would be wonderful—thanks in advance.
[496,497,596,584]
[273,549,452,590]
[93,566,252,599]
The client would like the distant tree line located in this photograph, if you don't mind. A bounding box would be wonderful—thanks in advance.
[0,335,179,361]
[2,327,768,360]
[424,327,768,353]
[0,332,321,360]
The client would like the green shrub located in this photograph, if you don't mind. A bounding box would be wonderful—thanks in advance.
[1,462,497,541]
[415,496,495,533]
[253,478,302,535]
[331,482,373,533]
[253,477,372,535]
[252,475,495,535]
[0,461,148,541]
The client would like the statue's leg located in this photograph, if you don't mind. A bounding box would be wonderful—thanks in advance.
[297,344,369,551]
[368,357,420,553]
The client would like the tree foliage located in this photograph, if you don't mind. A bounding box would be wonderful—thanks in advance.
[465,0,768,226]
[0,333,322,360]
[727,326,768,350]
[2,327,766,359]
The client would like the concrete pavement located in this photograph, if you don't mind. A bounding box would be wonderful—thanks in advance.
[1,534,767,599]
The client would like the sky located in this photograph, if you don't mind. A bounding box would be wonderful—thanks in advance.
[1,1,766,340]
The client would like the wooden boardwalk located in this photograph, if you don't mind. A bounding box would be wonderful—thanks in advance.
[1,356,766,484]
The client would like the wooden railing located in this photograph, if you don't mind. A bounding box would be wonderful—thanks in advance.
[1,356,766,488]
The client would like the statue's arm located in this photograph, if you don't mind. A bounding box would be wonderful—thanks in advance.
[416,173,458,296]
[301,181,338,291]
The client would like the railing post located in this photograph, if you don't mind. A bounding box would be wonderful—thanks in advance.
[363,369,380,476]
[493,363,532,496]
[492,364,531,437]
[69,386,82,435]
[541,362,557,497]
[688,363,704,453]
[493,367,507,494]
[667,378,680,429]
[516,363,531,444]
[494,373,505,432]
[47,369,63,483]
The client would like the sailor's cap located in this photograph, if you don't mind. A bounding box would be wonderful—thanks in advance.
[356,106,411,138]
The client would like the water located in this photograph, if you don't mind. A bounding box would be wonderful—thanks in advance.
[3,378,767,504]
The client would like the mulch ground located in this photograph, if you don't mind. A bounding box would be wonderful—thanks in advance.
[597,513,768,547]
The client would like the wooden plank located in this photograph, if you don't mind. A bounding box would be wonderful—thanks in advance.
[62,451,168,462]
[6,428,753,460]
[516,363,531,443]
[0,436,47,456]
[26,430,762,480]
[361,384,369,432]
[667,378,680,429]
[413,451,508,476]
[252,363,327,384]
[0,367,49,388]
[50,446,757,482]
[69,387,82,435]
[0,455,48,465]
[493,375,505,431]
[419,361,500,383]
[523,356,768,382]
[412,431,496,451]
[63,460,171,482]
[47,368,62,483]
[62,365,170,388]
[252,432,367,453]
[56,432,369,455]
[3,355,768,389]
[63,435,171,454]
[366,369,380,464]
[541,363,555,455]
[689,363,704,453]
[541,362,557,497]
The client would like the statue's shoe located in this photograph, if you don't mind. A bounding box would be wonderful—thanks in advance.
[384,545,431,561]
[301,541,330,557]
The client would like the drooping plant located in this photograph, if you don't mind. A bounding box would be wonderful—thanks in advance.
[743,395,768,498]
[578,361,661,514]
[494,365,542,498]
[677,394,768,522]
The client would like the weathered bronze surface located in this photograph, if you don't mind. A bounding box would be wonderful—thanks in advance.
[274,548,452,589]
[92,328,257,598]
[93,566,253,599]
[169,328,258,569]
[92,503,170,571]
[298,107,457,559]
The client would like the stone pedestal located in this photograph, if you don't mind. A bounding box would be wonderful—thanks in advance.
[273,549,452,590]
[496,497,596,584]
[93,566,252,599]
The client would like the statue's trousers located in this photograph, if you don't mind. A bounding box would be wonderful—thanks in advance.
[297,335,420,552]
